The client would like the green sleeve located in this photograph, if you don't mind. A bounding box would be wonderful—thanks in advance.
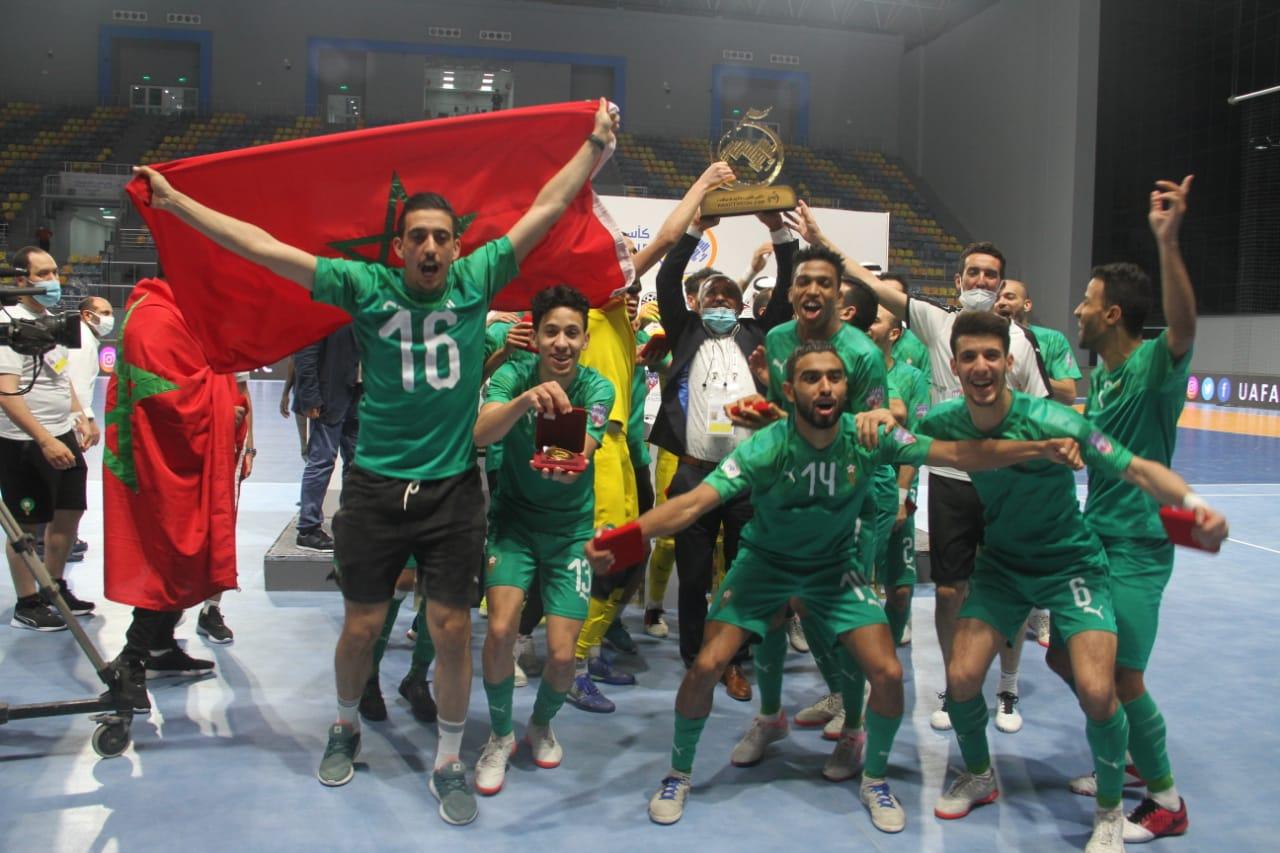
[313,257,373,315]
[703,426,773,501]
[455,237,519,303]
[485,360,525,405]
[854,352,890,413]
[877,425,932,468]
[1041,329,1083,381]
[1144,331,1194,395]
[485,321,513,360]
[1049,402,1134,478]
[586,373,617,445]
[887,370,904,402]
[906,371,931,430]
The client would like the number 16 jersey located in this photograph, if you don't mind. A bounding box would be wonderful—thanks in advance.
[312,237,518,481]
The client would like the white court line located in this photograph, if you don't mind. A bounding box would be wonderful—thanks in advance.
[1228,537,1280,556]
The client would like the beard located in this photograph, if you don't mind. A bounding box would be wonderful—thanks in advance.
[796,396,841,429]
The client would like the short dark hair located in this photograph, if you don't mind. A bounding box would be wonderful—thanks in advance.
[792,244,847,280]
[785,339,844,382]
[10,245,45,279]
[396,192,460,238]
[950,309,1011,356]
[78,296,102,313]
[878,271,911,293]
[1091,262,1150,338]
[531,284,590,330]
[684,267,723,296]
[839,276,878,332]
[958,241,1006,278]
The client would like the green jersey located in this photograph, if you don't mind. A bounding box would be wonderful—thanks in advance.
[627,361,652,466]
[485,358,615,536]
[1030,324,1082,381]
[482,320,537,474]
[1083,330,1191,539]
[918,392,1133,572]
[892,328,931,383]
[888,360,930,430]
[765,321,889,415]
[313,237,518,480]
[704,415,931,567]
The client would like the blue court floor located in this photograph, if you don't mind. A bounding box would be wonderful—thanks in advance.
[0,386,1276,851]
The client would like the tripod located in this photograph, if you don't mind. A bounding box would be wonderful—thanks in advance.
[0,500,134,757]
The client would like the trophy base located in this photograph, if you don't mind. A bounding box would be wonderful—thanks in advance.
[701,184,797,217]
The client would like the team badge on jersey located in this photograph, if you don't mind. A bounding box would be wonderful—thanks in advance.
[865,386,885,409]
[1088,431,1113,455]
[722,458,741,479]
[846,464,858,486]
[589,403,608,429]
[891,427,916,445]
[914,403,929,420]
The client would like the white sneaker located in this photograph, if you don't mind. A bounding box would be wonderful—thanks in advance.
[1029,610,1051,647]
[795,693,842,727]
[649,772,692,825]
[730,713,789,766]
[822,728,865,781]
[822,708,847,741]
[860,777,906,833]
[1085,806,1126,853]
[898,621,912,646]
[934,769,999,819]
[787,615,809,653]
[1068,765,1144,796]
[474,732,515,795]
[930,692,952,731]
[994,691,1023,733]
[644,608,669,638]
[525,721,563,768]
[513,659,528,688]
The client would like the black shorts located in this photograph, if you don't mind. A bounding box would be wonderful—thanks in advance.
[332,464,486,606]
[0,431,88,525]
[592,560,644,601]
[927,472,985,585]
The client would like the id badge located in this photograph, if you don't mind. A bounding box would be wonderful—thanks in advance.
[705,386,738,436]
[45,351,67,375]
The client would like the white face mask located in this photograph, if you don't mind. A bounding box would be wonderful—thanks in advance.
[958,288,998,312]
[92,314,116,337]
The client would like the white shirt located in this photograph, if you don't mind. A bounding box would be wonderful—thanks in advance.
[684,332,752,463]
[0,304,78,440]
[64,320,101,419]
[907,297,1050,480]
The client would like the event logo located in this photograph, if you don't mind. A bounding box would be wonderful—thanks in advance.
[1186,376,1199,401]
[1200,377,1215,402]
[722,458,741,479]
[691,229,718,267]
[589,403,608,429]
[1218,377,1232,403]
[99,345,117,374]
[1088,431,1113,455]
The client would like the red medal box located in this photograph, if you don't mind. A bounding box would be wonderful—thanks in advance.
[638,331,669,362]
[531,407,589,473]
[592,521,646,573]
[1159,506,1220,553]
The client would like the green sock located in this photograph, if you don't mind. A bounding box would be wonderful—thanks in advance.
[1086,706,1130,809]
[484,676,516,738]
[1124,692,1172,792]
[863,708,902,778]
[838,649,867,729]
[949,694,992,774]
[671,711,708,775]
[371,595,405,675]
[412,602,436,670]
[755,625,787,716]
[887,589,912,645]
[807,630,843,697]
[531,679,569,727]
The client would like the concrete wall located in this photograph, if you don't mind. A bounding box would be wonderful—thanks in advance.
[900,0,1100,344]
[0,0,904,150]
[1190,316,1280,376]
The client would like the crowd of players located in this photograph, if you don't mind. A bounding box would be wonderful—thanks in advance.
[1,99,1228,852]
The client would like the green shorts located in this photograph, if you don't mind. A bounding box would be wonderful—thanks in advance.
[707,547,887,641]
[485,516,592,622]
[962,550,1115,646]
[1104,535,1174,671]
[882,514,918,589]
[855,487,881,581]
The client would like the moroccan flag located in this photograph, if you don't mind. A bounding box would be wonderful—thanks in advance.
[103,278,247,610]
[125,101,631,373]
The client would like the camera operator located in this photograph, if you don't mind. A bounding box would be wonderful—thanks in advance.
[0,246,99,631]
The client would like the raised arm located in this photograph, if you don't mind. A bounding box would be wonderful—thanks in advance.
[631,162,735,278]
[133,166,317,288]
[785,199,905,318]
[1149,175,1196,359]
[505,99,618,263]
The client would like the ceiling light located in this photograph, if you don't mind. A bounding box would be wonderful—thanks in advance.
[442,83,455,90]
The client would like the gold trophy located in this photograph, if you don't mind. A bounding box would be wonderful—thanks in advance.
[702,107,797,217]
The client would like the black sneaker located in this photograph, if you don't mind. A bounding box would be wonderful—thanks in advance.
[196,605,234,644]
[398,668,438,723]
[146,646,215,678]
[107,655,151,712]
[73,539,89,554]
[56,579,96,616]
[296,527,335,551]
[359,676,388,722]
[11,597,67,632]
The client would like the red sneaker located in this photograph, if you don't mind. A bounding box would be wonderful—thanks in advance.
[1123,796,1189,843]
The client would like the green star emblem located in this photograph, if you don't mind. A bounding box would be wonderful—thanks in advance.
[104,293,180,491]
[325,171,476,265]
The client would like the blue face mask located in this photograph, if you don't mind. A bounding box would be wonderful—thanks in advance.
[701,307,738,336]
[31,279,62,309]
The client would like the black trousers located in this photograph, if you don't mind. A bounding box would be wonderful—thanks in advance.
[122,608,182,660]
[669,461,753,666]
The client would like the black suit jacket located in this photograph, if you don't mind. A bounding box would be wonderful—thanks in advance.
[648,232,797,457]
[292,324,360,426]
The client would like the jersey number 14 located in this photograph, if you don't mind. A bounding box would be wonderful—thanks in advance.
[379,309,461,392]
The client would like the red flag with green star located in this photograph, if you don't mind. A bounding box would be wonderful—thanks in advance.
[103,279,247,610]
[125,101,630,373]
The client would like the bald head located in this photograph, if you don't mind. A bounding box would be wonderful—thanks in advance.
[994,279,1031,323]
